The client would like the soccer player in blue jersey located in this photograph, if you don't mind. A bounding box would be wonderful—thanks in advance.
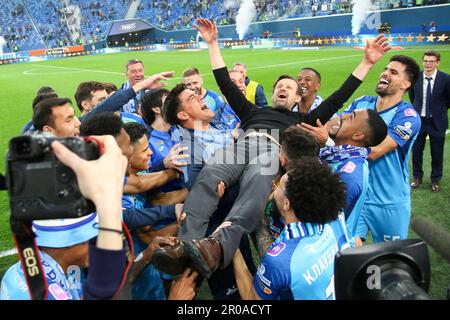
[139,89,185,172]
[161,83,256,299]
[301,109,388,246]
[292,67,323,113]
[182,67,240,130]
[152,18,391,281]
[259,110,387,254]
[303,56,421,244]
[233,157,348,300]
[123,122,173,300]
[342,55,421,243]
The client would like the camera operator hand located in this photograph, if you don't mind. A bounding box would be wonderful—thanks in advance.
[51,135,127,250]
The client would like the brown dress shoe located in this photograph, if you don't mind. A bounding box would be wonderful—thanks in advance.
[431,182,441,192]
[184,237,222,279]
[152,241,189,276]
[410,178,422,189]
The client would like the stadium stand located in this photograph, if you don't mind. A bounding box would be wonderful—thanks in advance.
[0,0,448,52]
[0,0,44,51]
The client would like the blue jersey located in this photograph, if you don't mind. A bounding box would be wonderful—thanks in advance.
[122,193,145,210]
[148,126,181,168]
[254,219,349,300]
[291,95,323,113]
[120,80,147,114]
[204,90,240,131]
[180,124,234,189]
[148,126,184,192]
[345,96,421,206]
[121,192,167,300]
[320,145,369,244]
[119,112,147,126]
[1,251,83,300]
[21,120,34,134]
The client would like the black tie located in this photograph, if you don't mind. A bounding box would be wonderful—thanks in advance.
[425,77,432,118]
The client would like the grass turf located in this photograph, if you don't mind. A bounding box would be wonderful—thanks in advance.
[0,45,449,299]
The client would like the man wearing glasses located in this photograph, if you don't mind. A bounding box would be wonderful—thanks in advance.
[410,50,450,193]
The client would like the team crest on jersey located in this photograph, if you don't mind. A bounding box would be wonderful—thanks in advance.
[340,161,356,174]
[267,242,286,256]
[155,140,164,146]
[404,109,417,117]
[394,124,412,140]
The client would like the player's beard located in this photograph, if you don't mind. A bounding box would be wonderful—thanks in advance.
[271,198,284,222]
[328,115,342,140]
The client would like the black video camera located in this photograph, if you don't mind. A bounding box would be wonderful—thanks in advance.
[334,239,431,300]
[6,134,100,221]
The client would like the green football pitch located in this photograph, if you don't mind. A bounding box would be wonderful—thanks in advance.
[0,46,449,299]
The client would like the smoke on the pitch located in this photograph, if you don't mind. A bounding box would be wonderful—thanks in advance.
[351,0,372,35]
[236,0,256,40]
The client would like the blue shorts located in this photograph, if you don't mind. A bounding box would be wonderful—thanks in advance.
[355,203,411,243]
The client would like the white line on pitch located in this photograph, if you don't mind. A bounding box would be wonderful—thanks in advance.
[0,248,16,259]
[23,54,362,78]
[25,64,124,76]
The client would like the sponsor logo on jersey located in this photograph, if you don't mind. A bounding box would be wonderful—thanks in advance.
[48,283,72,300]
[394,124,412,140]
[404,108,417,117]
[340,161,356,174]
[256,264,271,287]
[267,242,286,257]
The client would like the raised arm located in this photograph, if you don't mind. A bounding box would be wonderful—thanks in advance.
[124,169,179,194]
[80,71,175,122]
[195,18,256,120]
[52,135,127,299]
[304,34,391,126]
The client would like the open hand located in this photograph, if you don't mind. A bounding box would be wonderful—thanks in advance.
[194,18,218,44]
[298,119,329,146]
[164,143,189,172]
[143,71,176,89]
[364,34,391,65]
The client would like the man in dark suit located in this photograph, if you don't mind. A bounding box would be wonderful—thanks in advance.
[410,50,450,192]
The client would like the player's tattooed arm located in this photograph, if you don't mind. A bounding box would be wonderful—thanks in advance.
[255,215,274,258]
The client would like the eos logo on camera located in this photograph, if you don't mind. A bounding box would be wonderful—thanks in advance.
[23,248,40,277]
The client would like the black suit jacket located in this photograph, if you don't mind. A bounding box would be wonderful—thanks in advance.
[409,70,450,133]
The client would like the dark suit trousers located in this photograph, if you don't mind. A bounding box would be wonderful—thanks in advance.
[179,135,280,268]
[412,117,446,183]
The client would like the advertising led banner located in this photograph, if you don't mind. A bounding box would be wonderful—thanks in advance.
[28,45,85,57]
[222,32,450,49]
